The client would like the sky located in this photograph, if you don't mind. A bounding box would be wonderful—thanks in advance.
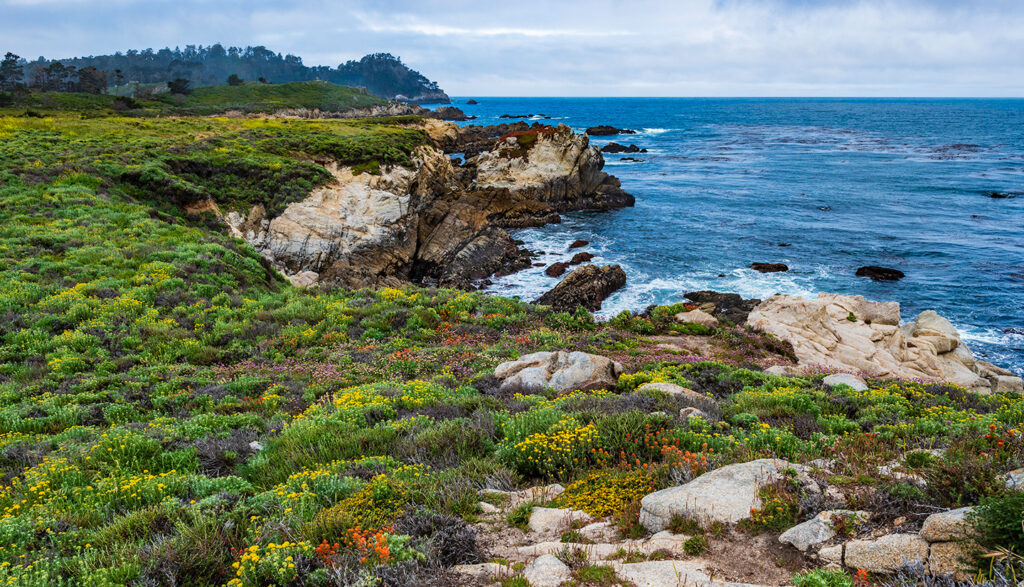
[3,0,1024,97]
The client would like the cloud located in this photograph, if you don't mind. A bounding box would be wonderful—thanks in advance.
[1,0,1023,96]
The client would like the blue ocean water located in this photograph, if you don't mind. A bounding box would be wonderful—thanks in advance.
[441,98,1024,374]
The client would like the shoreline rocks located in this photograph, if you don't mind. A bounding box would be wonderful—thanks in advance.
[585,125,637,136]
[535,264,627,311]
[750,262,789,273]
[601,142,647,154]
[746,293,1023,393]
[226,123,634,291]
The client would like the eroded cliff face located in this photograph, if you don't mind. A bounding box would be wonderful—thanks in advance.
[223,122,634,290]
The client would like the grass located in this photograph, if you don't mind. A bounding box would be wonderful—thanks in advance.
[0,97,1021,585]
[2,81,387,117]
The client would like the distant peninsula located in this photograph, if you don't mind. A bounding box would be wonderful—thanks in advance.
[16,45,450,103]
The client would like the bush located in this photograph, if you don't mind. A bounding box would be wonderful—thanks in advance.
[970,492,1024,557]
[791,568,853,587]
[683,535,709,556]
[556,469,657,517]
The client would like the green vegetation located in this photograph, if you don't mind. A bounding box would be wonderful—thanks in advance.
[0,97,1022,585]
[2,81,387,117]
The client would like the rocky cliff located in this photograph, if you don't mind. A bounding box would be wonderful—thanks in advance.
[225,123,634,289]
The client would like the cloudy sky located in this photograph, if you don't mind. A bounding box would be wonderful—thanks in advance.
[3,0,1023,96]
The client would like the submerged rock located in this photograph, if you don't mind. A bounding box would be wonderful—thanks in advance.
[747,293,1023,393]
[545,262,570,277]
[569,251,595,264]
[535,264,627,311]
[855,265,905,281]
[750,262,789,273]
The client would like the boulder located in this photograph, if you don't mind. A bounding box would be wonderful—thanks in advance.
[920,507,973,542]
[639,459,804,530]
[822,373,869,392]
[928,541,976,579]
[746,293,1023,393]
[818,544,844,567]
[522,554,572,587]
[546,262,570,277]
[843,534,929,573]
[569,251,595,265]
[779,510,868,552]
[585,125,636,136]
[569,239,589,249]
[528,507,593,539]
[535,264,626,311]
[494,351,620,393]
[680,407,710,421]
[578,521,619,543]
[750,262,789,273]
[636,382,714,411]
[1006,467,1024,490]
[465,98,479,105]
[675,309,719,328]
[856,265,905,281]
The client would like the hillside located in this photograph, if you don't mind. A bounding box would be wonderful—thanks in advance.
[13,47,450,103]
[0,100,1022,586]
[2,80,398,117]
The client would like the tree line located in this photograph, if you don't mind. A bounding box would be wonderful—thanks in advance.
[0,45,449,101]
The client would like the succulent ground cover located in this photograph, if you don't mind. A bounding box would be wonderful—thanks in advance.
[0,98,1021,586]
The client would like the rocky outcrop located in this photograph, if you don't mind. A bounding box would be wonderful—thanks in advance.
[569,239,589,249]
[226,123,635,290]
[430,106,474,121]
[545,262,570,277]
[750,262,788,273]
[779,510,868,552]
[843,534,929,573]
[535,264,627,311]
[494,351,621,393]
[684,291,762,324]
[473,124,634,212]
[639,459,810,530]
[601,142,647,154]
[586,125,636,136]
[747,293,1023,393]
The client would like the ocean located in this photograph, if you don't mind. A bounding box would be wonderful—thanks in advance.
[437,98,1024,375]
